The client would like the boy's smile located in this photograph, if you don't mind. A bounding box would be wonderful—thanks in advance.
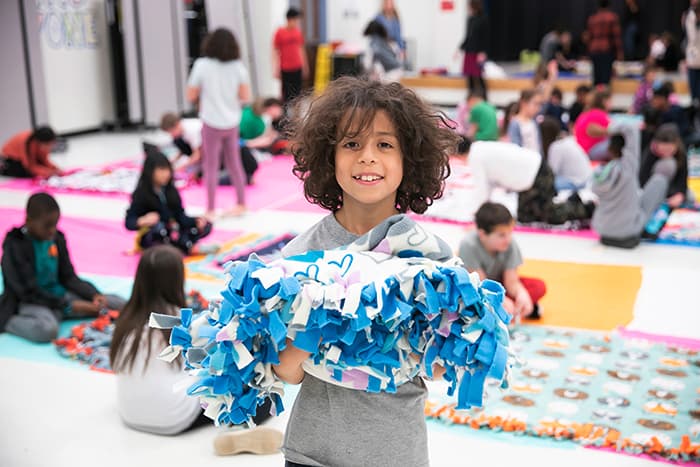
[334,110,403,219]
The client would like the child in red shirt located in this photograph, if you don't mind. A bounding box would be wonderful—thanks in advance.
[0,127,62,178]
[273,8,308,103]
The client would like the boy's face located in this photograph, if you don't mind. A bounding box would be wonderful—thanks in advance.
[478,222,514,254]
[167,121,183,138]
[26,210,59,241]
[335,110,403,217]
[265,105,283,121]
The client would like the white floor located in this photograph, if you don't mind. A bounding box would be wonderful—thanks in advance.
[1,132,699,467]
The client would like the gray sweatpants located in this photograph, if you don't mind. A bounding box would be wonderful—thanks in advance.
[5,291,126,343]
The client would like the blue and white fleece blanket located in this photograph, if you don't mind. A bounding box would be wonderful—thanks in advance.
[150,215,515,425]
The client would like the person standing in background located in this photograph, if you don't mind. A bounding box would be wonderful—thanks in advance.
[622,0,640,60]
[583,0,623,86]
[685,0,700,110]
[459,0,490,99]
[187,28,250,219]
[375,0,405,63]
[273,8,309,104]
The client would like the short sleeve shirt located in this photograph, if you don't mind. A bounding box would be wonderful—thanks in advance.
[457,230,523,282]
[187,57,250,129]
[469,101,499,141]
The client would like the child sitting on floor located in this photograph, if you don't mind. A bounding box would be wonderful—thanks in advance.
[458,202,546,321]
[0,192,126,342]
[592,121,678,248]
[125,150,213,255]
[110,244,282,451]
[159,112,259,185]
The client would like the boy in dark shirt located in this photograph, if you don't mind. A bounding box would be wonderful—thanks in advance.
[0,192,125,342]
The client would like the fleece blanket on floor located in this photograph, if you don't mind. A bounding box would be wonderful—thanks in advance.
[425,325,700,463]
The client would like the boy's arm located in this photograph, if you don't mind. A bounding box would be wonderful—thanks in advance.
[609,120,640,174]
[56,233,99,300]
[1,239,67,310]
[273,339,310,384]
[502,268,532,318]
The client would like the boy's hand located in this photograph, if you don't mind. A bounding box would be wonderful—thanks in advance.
[514,290,533,319]
[667,193,684,208]
[92,294,107,309]
[71,300,100,316]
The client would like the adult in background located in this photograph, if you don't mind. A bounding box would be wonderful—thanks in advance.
[375,0,405,63]
[583,0,622,86]
[187,28,250,219]
[622,0,640,60]
[273,8,308,104]
[0,127,62,178]
[685,0,700,109]
[458,0,490,99]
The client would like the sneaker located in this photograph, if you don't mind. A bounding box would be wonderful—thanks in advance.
[213,426,283,456]
[525,303,542,320]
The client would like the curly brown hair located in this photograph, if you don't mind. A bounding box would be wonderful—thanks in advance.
[286,76,459,214]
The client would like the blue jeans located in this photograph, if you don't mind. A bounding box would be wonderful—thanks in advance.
[688,68,700,103]
[555,176,586,192]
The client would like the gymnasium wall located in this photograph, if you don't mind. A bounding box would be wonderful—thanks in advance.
[37,0,116,133]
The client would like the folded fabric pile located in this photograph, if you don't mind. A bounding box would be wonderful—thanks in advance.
[151,215,515,426]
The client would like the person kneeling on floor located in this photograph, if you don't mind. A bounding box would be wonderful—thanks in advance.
[458,202,546,322]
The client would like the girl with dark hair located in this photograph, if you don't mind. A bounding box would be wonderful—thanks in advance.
[363,20,402,81]
[276,76,460,466]
[639,123,689,208]
[459,0,490,99]
[111,244,281,447]
[125,151,212,255]
[0,126,61,178]
[187,27,250,219]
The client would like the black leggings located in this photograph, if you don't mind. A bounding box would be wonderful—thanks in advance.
[0,157,33,178]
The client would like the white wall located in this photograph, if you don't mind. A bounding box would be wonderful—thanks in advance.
[37,0,115,133]
[0,1,33,139]
[325,0,466,73]
[205,0,287,99]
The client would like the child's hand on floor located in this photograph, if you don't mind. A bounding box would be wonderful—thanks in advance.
[514,290,533,320]
[71,300,100,316]
[92,294,107,309]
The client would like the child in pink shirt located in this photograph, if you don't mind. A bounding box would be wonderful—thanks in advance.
[574,89,611,160]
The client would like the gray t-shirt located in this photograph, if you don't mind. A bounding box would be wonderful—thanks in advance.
[280,214,431,467]
[457,230,522,282]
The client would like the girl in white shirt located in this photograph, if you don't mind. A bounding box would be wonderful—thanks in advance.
[109,245,279,453]
[187,28,251,219]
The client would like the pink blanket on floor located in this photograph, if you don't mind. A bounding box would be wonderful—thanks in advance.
[0,208,240,277]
